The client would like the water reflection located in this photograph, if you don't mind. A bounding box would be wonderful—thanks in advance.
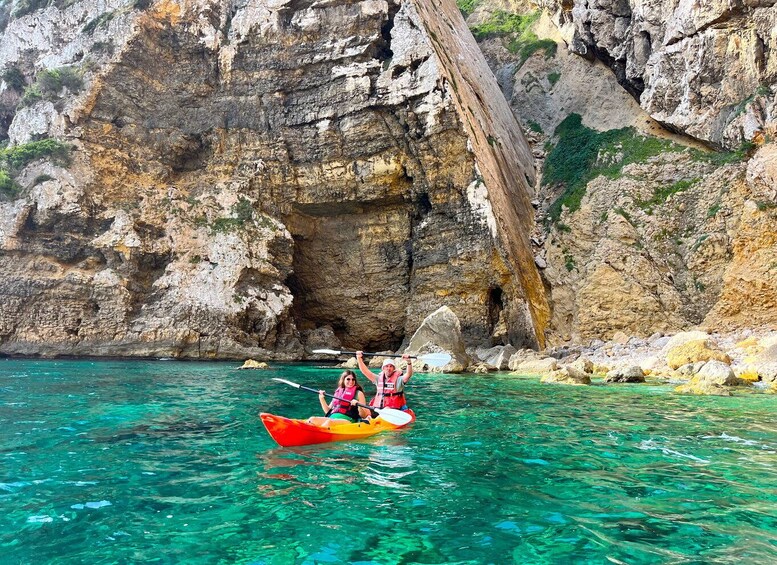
[363,436,416,490]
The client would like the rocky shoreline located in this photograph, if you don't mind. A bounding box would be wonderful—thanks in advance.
[321,307,777,397]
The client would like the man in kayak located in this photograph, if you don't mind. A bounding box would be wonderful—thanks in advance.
[318,370,371,423]
[355,351,414,413]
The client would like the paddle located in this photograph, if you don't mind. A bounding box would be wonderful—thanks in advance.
[312,349,452,368]
[271,378,413,426]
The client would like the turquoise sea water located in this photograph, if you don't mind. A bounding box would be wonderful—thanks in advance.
[1,359,776,564]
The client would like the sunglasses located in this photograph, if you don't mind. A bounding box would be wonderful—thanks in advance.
[344,377,355,381]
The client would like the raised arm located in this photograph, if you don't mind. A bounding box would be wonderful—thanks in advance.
[401,353,414,382]
[356,351,377,384]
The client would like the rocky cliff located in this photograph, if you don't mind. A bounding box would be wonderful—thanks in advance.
[466,0,776,345]
[0,0,546,358]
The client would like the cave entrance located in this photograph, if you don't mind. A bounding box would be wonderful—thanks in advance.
[283,205,411,351]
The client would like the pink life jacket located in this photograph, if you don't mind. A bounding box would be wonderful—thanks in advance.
[331,386,360,420]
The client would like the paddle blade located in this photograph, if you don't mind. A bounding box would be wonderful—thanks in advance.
[375,408,413,426]
[311,348,342,355]
[272,377,300,388]
[416,352,452,368]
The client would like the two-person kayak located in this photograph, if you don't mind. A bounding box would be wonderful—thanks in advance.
[260,410,416,447]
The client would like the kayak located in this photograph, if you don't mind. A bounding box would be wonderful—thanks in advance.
[260,410,416,447]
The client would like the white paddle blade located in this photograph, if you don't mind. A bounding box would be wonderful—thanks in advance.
[376,408,413,426]
[272,377,300,388]
[312,348,342,355]
[416,352,452,368]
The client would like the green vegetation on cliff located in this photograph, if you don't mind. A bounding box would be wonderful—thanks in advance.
[0,139,71,169]
[0,139,71,199]
[543,114,680,223]
[543,114,756,224]
[456,0,480,18]
[469,11,556,65]
[20,67,83,108]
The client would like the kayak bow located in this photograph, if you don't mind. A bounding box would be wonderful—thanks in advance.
[260,410,416,447]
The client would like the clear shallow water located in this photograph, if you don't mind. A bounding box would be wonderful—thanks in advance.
[1,359,776,564]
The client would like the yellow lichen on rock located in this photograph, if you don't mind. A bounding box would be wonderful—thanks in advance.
[666,339,732,369]
[735,368,760,383]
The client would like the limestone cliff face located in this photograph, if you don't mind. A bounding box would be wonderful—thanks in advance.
[0,0,545,357]
[542,0,777,149]
[467,1,776,344]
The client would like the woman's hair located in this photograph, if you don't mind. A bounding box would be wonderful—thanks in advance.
[337,370,362,391]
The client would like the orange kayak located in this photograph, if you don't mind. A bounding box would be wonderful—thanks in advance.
[260,410,416,447]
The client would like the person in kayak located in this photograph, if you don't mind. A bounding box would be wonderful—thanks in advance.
[318,370,371,423]
[356,351,413,412]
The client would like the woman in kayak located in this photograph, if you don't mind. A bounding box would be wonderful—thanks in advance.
[355,352,413,412]
[318,370,371,422]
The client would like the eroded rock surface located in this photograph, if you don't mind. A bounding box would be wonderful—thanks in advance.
[543,0,777,149]
[0,0,545,358]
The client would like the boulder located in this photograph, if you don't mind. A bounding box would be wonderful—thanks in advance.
[674,379,733,396]
[511,357,559,375]
[639,356,666,374]
[468,363,490,374]
[339,357,359,369]
[473,344,518,370]
[559,364,589,380]
[604,366,646,383]
[666,339,731,369]
[647,332,664,344]
[734,366,760,383]
[752,344,777,382]
[754,363,777,383]
[695,361,738,386]
[238,359,269,369]
[611,331,631,344]
[663,331,713,351]
[568,357,594,374]
[507,348,539,371]
[541,368,591,385]
[405,306,469,373]
[675,361,707,376]
[368,354,393,369]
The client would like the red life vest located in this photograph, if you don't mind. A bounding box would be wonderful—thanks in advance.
[331,386,360,420]
[371,369,407,409]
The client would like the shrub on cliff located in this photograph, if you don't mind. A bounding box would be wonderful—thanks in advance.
[456,0,479,18]
[0,170,19,199]
[0,139,71,169]
[543,114,681,223]
[0,139,71,200]
[469,10,556,66]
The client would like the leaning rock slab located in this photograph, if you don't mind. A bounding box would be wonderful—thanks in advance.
[406,306,469,372]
